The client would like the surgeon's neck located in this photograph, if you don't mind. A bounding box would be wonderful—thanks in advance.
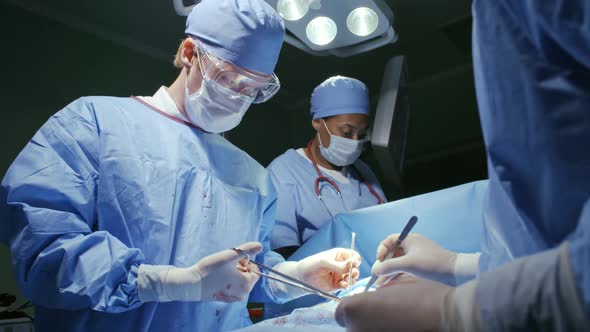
[311,137,341,171]
[167,71,188,116]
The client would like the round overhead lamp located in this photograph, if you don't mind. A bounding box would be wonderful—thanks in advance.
[306,16,337,46]
[347,7,379,37]
[277,0,309,21]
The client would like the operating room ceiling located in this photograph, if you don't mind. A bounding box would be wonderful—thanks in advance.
[1,0,485,196]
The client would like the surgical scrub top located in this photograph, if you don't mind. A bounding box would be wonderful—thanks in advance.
[267,148,385,249]
[0,88,284,331]
[472,0,590,326]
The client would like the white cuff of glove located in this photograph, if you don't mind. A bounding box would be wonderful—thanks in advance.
[452,253,481,285]
[267,261,309,303]
[138,264,203,302]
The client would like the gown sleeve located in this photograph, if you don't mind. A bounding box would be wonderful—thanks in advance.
[0,98,144,312]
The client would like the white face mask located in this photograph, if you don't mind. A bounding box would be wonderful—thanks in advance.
[318,119,365,166]
[184,74,254,134]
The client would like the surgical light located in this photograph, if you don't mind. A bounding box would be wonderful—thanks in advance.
[277,0,310,21]
[347,7,379,37]
[169,0,398,57]
[306,16,337,46]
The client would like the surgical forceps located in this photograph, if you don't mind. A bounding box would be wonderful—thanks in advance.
[232,247,342,302]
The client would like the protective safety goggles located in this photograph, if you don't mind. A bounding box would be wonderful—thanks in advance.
[194,43,280,104]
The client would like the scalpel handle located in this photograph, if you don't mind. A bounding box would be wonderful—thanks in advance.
[363,216,418,292]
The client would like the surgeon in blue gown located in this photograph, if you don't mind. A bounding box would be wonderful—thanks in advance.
[335,1,590,331]
[0,1,362,331]
[268,76,386,258]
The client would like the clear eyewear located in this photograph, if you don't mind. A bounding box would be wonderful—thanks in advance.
[195,45,280,104]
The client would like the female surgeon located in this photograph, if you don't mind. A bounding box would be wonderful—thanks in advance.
[268,76,386,258]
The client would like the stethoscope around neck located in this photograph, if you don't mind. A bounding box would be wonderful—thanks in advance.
[305,140,385,218]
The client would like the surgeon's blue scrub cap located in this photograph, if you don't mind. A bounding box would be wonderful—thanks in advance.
[310,76,370,119]
[185,0,285,75]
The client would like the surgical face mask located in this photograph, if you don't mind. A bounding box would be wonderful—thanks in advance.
[184,71,255,134]
[318,120,365,166]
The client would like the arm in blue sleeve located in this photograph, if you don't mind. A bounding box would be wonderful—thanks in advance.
[1,98,144,312]
[267,162,300,249]
[467,200,590,330]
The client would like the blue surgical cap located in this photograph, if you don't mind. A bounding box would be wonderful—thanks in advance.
[310,76,370,119]
[185,0,285,75]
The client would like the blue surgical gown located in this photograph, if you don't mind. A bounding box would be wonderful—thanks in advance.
[267,149,385,249]
[472,0,590,326]
[0,96,283,331]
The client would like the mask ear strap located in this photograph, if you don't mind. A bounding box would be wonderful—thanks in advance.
[192,46,203,74]
[318,118,334,149]
[317,131,324,148]
[321,119,333,136]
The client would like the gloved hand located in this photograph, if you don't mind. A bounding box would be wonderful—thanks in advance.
[337,274,482,331]
[138,242,262,303]
[270,248,361,301]
[335,276,458,332]
[298,248,362,292]
[372,234,480,285]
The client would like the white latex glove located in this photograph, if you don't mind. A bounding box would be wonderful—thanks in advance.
[138,242,262,303]
[335,274,481,332]
[335,275,450,331]
[270,248,361,301]
[372,233,480,285]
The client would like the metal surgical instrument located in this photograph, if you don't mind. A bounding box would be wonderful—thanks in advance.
[232,247,342,302]
[364,216,418,292]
